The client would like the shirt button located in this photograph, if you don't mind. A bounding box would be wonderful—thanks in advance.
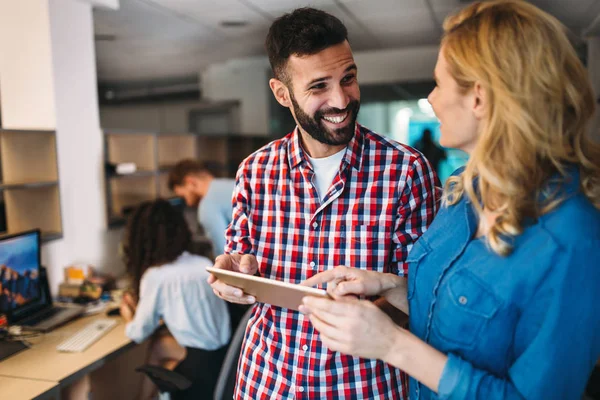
[309,261,315,267]
[302,344,308,351]
[459,296,468,305]
[298,386,305,393]
[312,221,318,229]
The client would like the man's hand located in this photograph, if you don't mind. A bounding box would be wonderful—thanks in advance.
[207,254,258,305]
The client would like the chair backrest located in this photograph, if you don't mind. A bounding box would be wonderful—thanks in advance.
[213,307,253,400]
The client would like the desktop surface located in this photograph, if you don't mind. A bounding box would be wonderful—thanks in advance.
[0,339,28,362]
[0,376,58,400]
[0,313,133,382]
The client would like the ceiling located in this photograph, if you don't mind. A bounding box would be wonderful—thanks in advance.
[93,0,600,85]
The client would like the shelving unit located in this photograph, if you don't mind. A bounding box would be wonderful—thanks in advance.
[104,131,271,228]
[0,129,62,242]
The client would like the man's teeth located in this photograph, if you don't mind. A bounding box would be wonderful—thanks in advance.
[322,113,347,124]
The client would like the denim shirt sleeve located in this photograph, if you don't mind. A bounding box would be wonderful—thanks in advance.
[437,240,600,400]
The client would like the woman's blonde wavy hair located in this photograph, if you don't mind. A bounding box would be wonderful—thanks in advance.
[441,0,600,256]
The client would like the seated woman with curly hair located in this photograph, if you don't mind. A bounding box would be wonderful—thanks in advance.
[120,199,231,400]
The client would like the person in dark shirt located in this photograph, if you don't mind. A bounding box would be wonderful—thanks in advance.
[414,128,446,174]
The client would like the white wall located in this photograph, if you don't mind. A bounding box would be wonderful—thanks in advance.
[44,0,125,290]
[0,1,56,129]
[101,100,208,132]
[354,46,439,84]
[200,46,439,135]
[100,46,440,134]
[0,0,124,293]
[202,56,272,135]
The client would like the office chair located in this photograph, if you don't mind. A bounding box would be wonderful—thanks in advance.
[213,307,252,400]
[137,344,228,400]
[136,304,251,400]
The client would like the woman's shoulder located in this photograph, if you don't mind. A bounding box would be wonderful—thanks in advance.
[147,253,212,278]
[540,192,600,247]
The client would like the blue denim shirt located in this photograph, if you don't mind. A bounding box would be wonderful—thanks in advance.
[407,169,600,399]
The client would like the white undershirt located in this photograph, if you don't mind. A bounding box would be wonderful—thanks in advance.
[306,148,346,201]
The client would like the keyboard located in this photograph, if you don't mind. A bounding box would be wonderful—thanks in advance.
[56,319,117,353]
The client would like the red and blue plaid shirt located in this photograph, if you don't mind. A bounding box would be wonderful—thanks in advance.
[225,124,439,399]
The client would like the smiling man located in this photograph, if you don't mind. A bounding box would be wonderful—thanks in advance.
[208,7,439,399]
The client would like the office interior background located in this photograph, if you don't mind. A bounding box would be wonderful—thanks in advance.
[0,0,597,310]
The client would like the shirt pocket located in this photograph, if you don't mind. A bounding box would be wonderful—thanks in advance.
[432,269,501,349]
[347,223,385,244]
[406,238,431,300]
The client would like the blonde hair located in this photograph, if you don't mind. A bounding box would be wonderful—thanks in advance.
[441,0,600,255]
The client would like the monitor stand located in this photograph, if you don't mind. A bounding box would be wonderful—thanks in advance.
[0,340,28,362]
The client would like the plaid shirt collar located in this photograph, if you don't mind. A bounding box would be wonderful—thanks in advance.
[287,123,364,172]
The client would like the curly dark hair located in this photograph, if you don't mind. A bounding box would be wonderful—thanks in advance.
[265,7,348,84]
[123,199,191,295]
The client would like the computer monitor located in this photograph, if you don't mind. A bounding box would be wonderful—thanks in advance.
[0,230,42,319]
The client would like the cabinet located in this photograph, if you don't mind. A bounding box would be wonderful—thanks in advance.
[0,129,62,242]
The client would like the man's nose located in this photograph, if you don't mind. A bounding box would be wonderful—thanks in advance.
[328,85,350,111]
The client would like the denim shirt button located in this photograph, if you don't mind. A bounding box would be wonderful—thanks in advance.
[459,295,468,305]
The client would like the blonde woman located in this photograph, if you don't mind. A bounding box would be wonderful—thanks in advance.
[300,1,600,399]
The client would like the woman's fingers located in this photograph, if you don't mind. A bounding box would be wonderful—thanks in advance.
[302,266,355,291]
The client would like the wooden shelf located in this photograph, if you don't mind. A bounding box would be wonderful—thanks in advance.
[3,185,62,235]
[158,135,196,170]
[41,231,63,242]
[158,171,172,198]
[0,130,62,238]
[104,130,272,228]
[108,174,156,218]
[106,133,155,171]
[0,181,58,190]
[0,130,58,184]
[107,170,156,179]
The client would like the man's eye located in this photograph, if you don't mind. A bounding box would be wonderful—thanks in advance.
[342,74,356,84]
[310,83,326,90]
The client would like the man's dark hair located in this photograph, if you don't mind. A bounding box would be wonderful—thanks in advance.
[266,7,348,83]
[123,199,191,295]
[167,159,210,191]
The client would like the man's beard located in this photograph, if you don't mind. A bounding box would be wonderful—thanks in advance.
[290,92,360,146]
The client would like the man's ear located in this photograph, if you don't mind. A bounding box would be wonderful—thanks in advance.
[269,78,291,108]
[472,81,486,120]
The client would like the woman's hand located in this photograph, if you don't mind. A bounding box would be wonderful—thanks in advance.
[299,295,402,361]
[119,292,137,322]
[302,266,405,300]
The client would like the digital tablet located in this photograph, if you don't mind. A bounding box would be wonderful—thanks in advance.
[206,267,330,311]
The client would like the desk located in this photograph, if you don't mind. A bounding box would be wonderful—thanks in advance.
[0,376,59,400]
[0,313,136,398]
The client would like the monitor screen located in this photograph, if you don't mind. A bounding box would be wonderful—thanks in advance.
[0,230,41,316]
